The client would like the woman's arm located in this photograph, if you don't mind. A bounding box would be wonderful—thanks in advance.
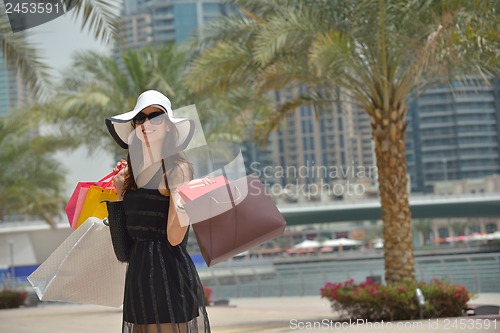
[166,163,191,246]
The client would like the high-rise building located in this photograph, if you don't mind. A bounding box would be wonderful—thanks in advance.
[0,54,25,117]
[267,88,376,198]
[118,0,232,51]
[408,79,500,193]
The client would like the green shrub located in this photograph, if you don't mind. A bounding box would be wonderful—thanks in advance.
[0,290,27,309]
[422,279,471,318]
[321,278,471,321]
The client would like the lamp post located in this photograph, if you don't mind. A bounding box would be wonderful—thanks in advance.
[8,240,15,283]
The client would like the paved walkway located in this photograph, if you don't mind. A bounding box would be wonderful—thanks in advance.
[0,294,499,333]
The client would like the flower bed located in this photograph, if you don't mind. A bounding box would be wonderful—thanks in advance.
[321,278,471,321]
[0,290,28,309]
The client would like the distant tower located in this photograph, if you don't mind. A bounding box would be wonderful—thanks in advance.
[268,88,375,195]
[0,54,10,117]
[117,0,232,51]
[0,53,26,117]
[407,79,500,193]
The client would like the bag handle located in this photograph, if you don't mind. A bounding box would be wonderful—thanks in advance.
[97,171,118,183]
[221,167,239,251]
[209,186,242,205]
[99,165,126,189]
[101,179,116,190]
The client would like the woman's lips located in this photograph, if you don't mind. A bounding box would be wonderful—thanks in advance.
[142,129,155,134]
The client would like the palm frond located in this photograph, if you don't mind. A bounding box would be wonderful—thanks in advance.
[0,115,67,225]
[67,0,121,45]
[252,8,316,67]
[252,96,318,145]
[185,42,258,96]
[195,14,260,49]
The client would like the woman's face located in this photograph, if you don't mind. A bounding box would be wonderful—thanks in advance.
[133,106,170,144]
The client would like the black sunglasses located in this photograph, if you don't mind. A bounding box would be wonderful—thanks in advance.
[132,111,165,125]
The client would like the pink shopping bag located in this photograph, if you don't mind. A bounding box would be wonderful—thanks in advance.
[65,171,118,229]
[67,184,93,228]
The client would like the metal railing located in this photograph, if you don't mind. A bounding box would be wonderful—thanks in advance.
[203,252,500,299]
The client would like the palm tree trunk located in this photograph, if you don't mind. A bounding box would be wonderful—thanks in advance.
[370,105,415,283]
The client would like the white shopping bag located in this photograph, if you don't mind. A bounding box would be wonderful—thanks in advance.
[27,217,127,307]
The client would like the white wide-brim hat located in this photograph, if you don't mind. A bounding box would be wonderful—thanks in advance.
[105,90,194,150]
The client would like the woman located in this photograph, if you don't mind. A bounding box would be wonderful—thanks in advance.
[105,90,210,333]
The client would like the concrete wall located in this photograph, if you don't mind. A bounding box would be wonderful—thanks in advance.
[0,225,72,267]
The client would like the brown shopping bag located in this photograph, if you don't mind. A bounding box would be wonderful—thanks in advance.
[191,173,286,266]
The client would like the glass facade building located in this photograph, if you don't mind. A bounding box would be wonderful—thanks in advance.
[0,54,22,117]
[0,54,10,117]
[407,79,500,193]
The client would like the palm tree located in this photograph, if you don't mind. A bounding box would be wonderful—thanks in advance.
[185,0,499,283]
[0,1,120,226]
[0,112,73,226]
[0,0,120,99]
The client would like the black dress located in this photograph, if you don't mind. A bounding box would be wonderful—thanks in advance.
[113,187,210,333]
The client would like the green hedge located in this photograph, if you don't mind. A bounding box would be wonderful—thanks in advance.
[321,278,471,321]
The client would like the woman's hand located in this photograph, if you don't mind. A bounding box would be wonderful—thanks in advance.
[113,160,128,200]
[187,176,214,187]
[113,159,127,173]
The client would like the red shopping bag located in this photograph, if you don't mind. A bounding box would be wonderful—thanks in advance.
[177,175,229,202]
[65,171,118,229]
